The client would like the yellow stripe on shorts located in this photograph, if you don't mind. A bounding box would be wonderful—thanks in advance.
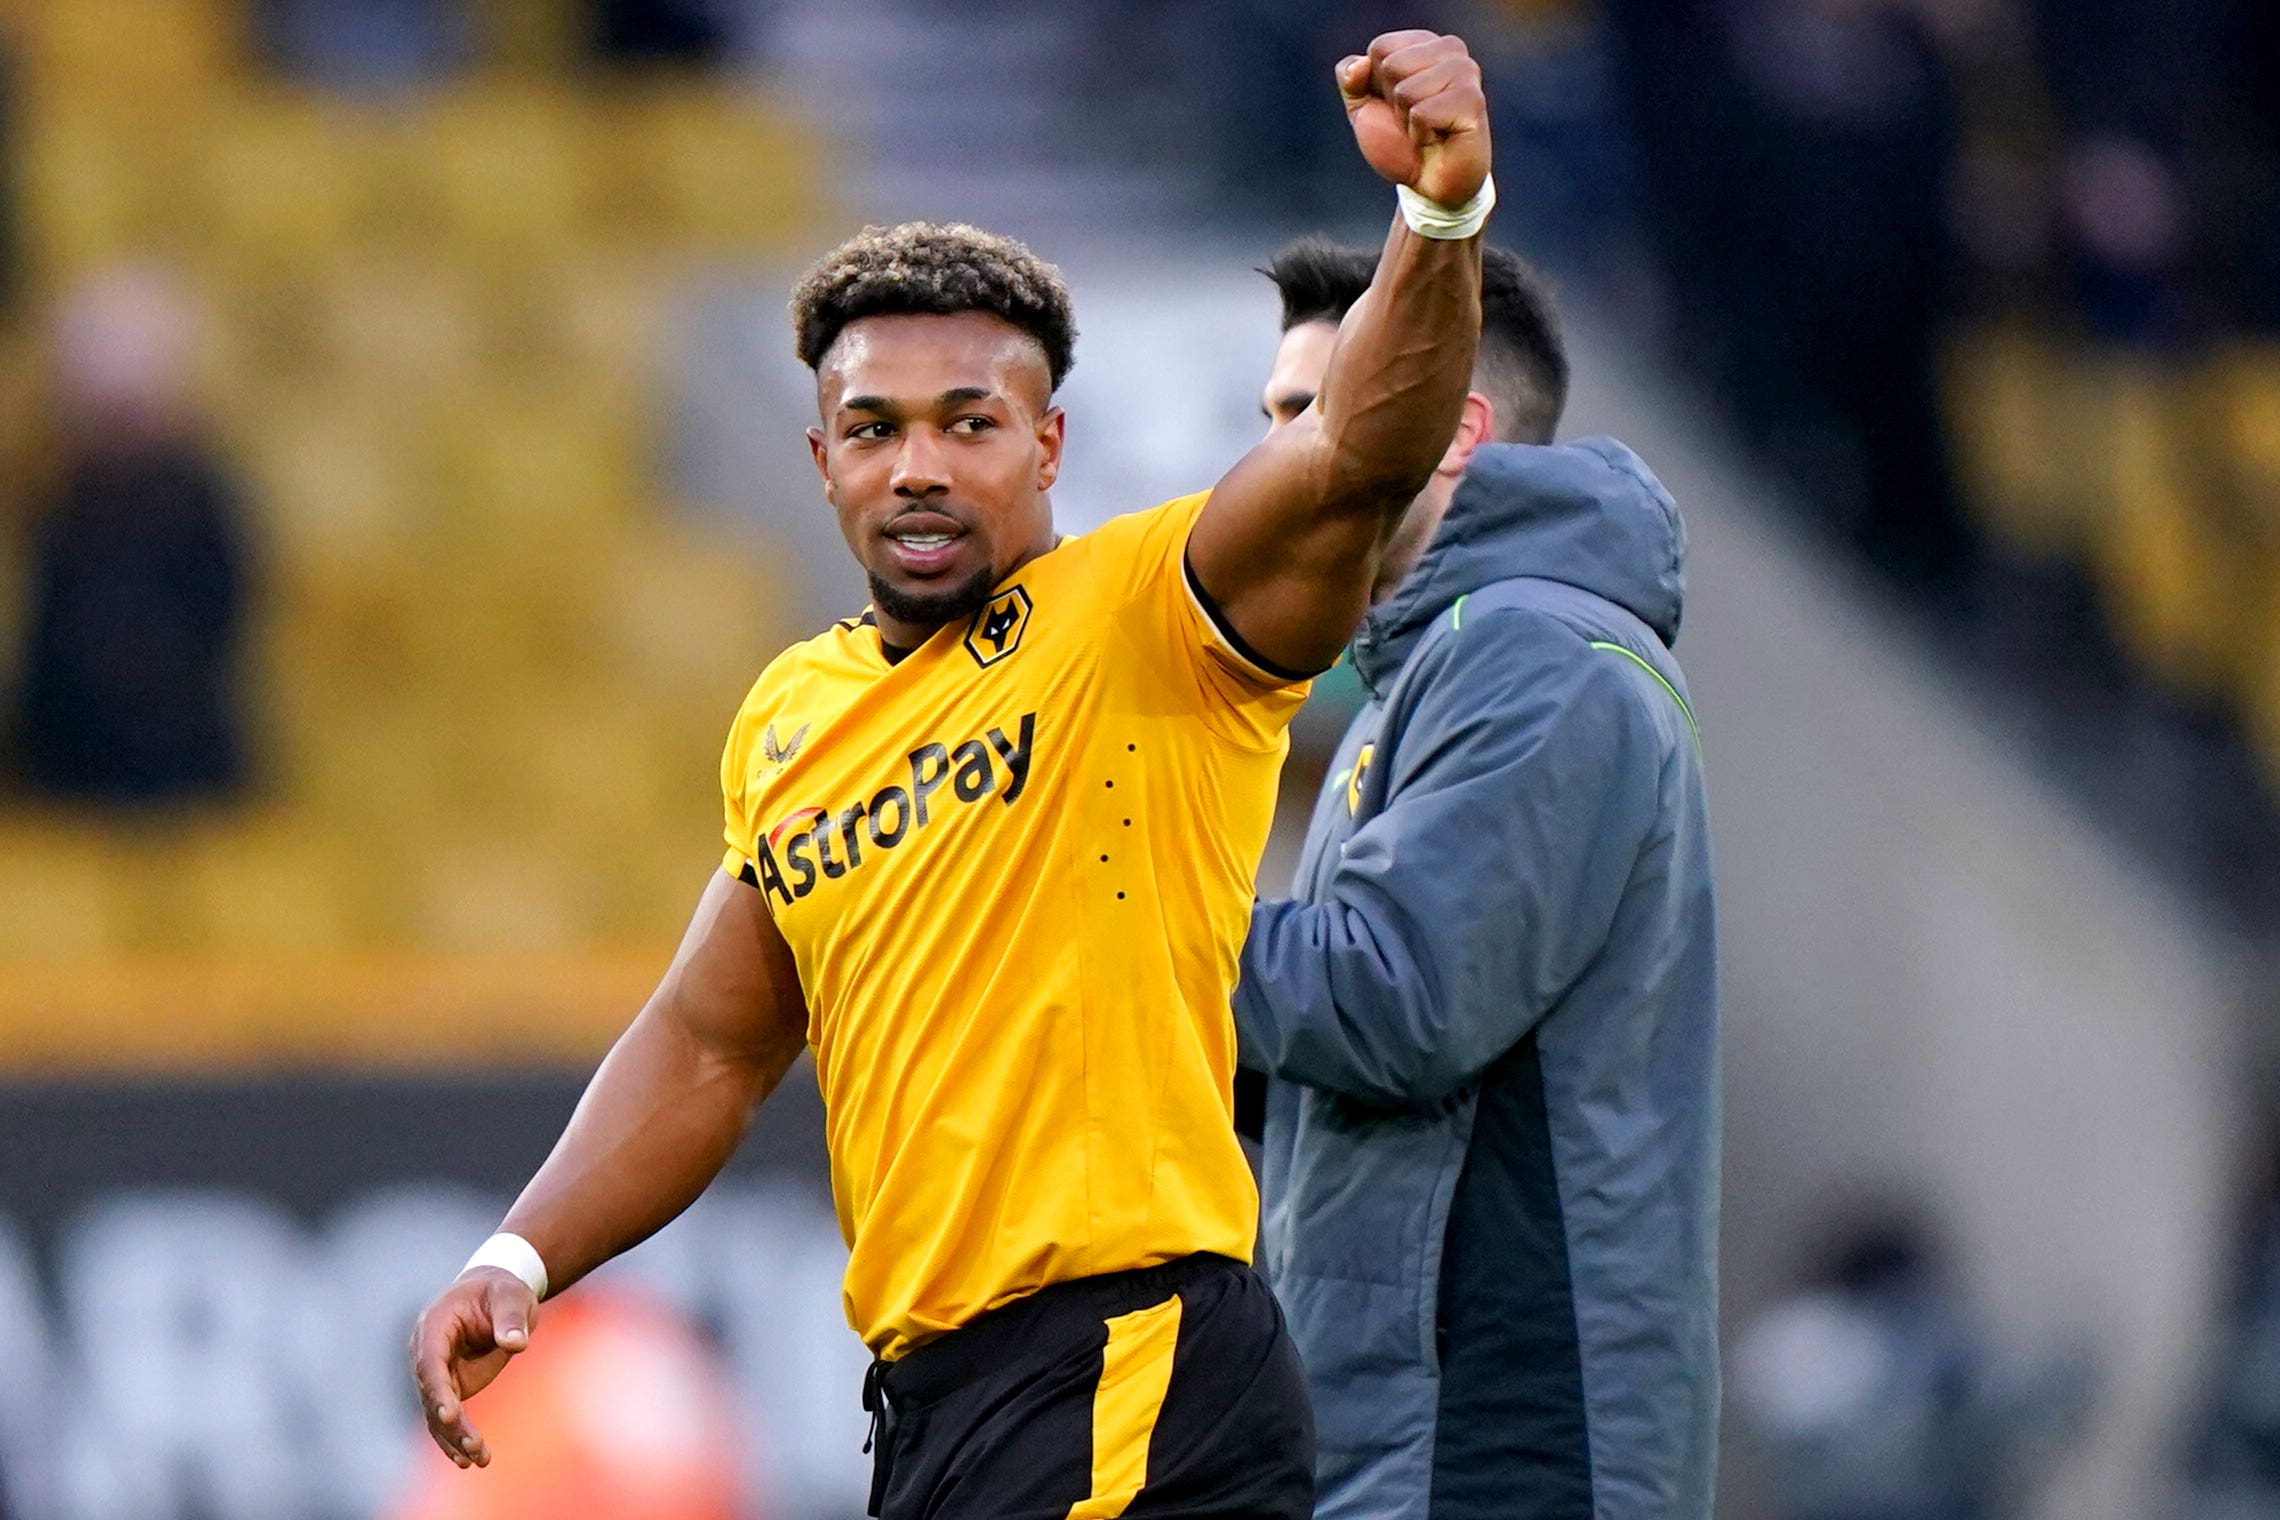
[1066,1293,1185,1519]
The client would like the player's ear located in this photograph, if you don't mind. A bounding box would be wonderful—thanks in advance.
[1438,390,1493,477]
[807,427,835,502]
[1034,406,1066,491]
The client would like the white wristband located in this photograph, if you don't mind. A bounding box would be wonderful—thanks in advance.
[1397,173,1496,240]
[461,1232,549,1300]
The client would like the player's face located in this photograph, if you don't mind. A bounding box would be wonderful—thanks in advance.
[810,311,1064,644]
[1259,321,1338,435]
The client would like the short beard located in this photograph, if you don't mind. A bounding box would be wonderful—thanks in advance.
[869,563,998,634]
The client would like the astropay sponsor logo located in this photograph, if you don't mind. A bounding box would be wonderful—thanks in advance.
[749,711,1037,907]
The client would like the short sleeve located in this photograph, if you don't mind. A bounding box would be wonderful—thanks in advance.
[1085,492,1312,748]
[720,686,764,886]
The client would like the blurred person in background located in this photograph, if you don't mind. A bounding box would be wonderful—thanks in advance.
[0,1226,42,1520]
[1606,0,1970,597]
[412,30,1496,1520]
[1234,237,1717,1520]
[2027,0,2280,340]
[0,1233,35,1520]
[2029,0,2209,346]
[1734,1209,2094,1520]
[6,268,257,807]
[2178,1123,2280,1520]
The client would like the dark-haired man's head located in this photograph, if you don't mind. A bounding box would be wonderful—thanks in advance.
[1261,236,1567,443]
[1259,237,1568,601]
[793,222,1077,649]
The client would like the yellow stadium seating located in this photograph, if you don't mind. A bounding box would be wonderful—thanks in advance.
[476,0,587,74]
[0,16,830,999]
[2087,359,2255,701]
[2209,344,2280,783]
[163,815,359,957]
[13,0,242,111]
[1943,322,2101,562]
[0,820,131,962]
[191,94,371,281]
[427,382,648,555]
[592,521,796,701]
[197,260,335,403]
[311,256,485,404]
[587,84,821,253]
[2215,343,2280,513]
[13,106,188,282]
[485,255,668,413]
[238,391,430,571]
[411,833,580,953]
[405,84,596,269]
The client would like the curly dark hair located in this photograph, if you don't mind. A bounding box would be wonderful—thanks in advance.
[790,221,1078,391]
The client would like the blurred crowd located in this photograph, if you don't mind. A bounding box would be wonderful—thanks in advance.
[0,28,258,810]
[2181,1130,2280,1520]
[1599,0,2280,920]
[1597,8,2280,1509]
[6,1,2272,894]
[1028,0,2280,918]
[0,0,823,965]
[9,270,254,807]
[1615,0,2278,577]
[1733,1170,2280,1520]
[1735,1210,2096,1520]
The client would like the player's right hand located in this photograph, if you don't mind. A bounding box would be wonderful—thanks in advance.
[409,1267,539,1470]
[1337,30,1492,210]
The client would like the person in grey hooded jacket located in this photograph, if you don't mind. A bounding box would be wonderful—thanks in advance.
[1237,240,1718,1520]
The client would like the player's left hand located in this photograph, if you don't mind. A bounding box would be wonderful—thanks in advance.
[1337,30,1492,210]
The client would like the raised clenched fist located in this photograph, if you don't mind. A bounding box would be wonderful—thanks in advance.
[1338,30,1492,211]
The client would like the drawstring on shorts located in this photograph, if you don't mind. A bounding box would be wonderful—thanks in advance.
[862,1358,895,1516]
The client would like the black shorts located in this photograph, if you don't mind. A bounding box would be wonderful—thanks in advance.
[864,1253,1314,1520]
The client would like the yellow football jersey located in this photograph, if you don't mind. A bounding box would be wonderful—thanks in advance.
[720,491,1308,1360]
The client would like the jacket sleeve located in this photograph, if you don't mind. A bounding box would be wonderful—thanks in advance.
[1235,611,1663,1106]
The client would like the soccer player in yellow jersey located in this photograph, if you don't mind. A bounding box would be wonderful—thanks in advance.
[413,29,1493,1519]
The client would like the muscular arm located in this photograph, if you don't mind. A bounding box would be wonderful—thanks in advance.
[1186,31,1489,676]
[411,870,805,1467]
[497,870,805,1285]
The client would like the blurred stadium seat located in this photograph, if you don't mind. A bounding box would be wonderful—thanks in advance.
[1948,321,2280,741]
[1942,322,2097,563]
[194,95,369,281]
[411,84,595,269]
[11,0,241,109]
[588,83,822,252]
[0,0,828,1046]
[2091,360,2235,698]
[0,818,127,962]
[15,105,182,280]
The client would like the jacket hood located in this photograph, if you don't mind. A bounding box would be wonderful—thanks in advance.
[1351,436,1686,692]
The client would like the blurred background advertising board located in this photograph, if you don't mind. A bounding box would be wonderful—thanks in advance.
[0,1074,869,1520]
